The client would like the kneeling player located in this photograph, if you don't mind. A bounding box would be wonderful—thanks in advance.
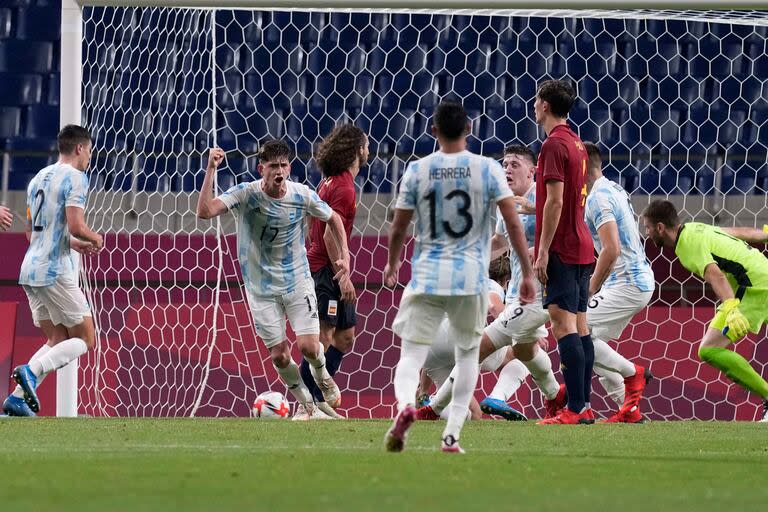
[642,200,768,422]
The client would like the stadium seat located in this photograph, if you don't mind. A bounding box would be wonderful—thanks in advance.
[17,7,61,40]
[24,104,58,139]
[0,106,21,140]
[0,8,11,39]
[0,40,52,73]
[0,73,43,106]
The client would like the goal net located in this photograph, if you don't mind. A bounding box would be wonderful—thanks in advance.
[76,4,768,419]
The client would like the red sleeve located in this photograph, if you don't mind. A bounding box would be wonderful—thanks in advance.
[540,139,567,183]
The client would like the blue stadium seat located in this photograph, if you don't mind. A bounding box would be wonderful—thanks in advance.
[0,40,52,73]
[0,74,42,106]
[0,106,20,139]
[17,7,61,40]
[0,8,11,39]
[24,104,58,139]
[46,73,59,105]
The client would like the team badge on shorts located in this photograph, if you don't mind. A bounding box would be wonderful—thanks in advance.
[327,300,338,317]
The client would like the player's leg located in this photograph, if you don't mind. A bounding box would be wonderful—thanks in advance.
[299,319,335,403]
[480,348,528,421]
[578,263,595,417]
[512,340,565,418]
[698,327,768,400]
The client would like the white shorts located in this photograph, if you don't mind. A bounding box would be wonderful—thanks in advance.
[587,285,653,341]
[484,295,549,349]
[423,320,454,387]
[23,274,92,328]
[393,289,487,350]
[246,279,320,348]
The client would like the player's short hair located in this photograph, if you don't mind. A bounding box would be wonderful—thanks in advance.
[433,100,468,141]
[258,139,292,163]
[57,125,91,155]
[537,79,576,118]
[642,200,680,228]
[315,123,367,177]
[504,144,537,166]
[583,141,602,170]
[489,253,511,285]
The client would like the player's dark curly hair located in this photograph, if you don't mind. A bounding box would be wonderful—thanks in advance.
[433,100,468,141]
[315,124,367,177]
[57,124,91,155]
[537,79,576,118]
[489,254,511,285]
[642,200,680,228]
[504,144,537,166]
[258,139,292,163]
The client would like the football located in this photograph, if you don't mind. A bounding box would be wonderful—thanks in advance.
[251,391,290,419]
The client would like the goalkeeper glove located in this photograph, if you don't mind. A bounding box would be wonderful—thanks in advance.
[718,298,750,339]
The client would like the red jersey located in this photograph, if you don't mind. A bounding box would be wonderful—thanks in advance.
[307,170,357,273]
[534,124,595,265]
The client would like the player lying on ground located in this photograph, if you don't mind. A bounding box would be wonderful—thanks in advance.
[3,125,103,417]
[418,256,530,421]
[383,100,535,453]
[296,124,368,420]
[197,141,351,418]
[642,200,768,422]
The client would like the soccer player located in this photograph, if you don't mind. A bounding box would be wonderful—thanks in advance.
[297,123,368,420]
[383,100,535,453]
[641,200,768,422]
[3,125,103,417]
[583,142,653,423]
[196,141,351,417]
[0,206,12,231]
[419,145,564,422]
[533,79,597,425]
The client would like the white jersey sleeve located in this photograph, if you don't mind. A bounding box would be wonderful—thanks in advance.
[66,172,89,209]
[217,183,250,210]
[305,188,333,221]
[395,162,418,210]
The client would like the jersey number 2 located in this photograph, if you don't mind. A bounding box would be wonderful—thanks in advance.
[425,189,473,239]
[32,190,45,232]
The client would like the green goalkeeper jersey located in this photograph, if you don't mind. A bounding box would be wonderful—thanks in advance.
[675,222,768,295]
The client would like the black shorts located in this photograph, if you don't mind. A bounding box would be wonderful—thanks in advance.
[542,253,594,314]
[311,265,357,330]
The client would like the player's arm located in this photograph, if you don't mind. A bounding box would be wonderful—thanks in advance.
[0,205,12,231]
[196,148,228,220]
[721,226,768,245]
[66,206,102,249]
[589,220,620,296]
[323,212,355,302]
[533,180,563,285]
[383,208,413,287]
[703,263,736,302]
[498,196,535,304]
[703,262,751,339]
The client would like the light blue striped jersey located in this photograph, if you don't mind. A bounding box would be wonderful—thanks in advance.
[19,163,89,287]
[584,176,654,292]
[396,150,513,296]
[488,279,505,304]
[218,179,333,296]
[494,184,536,303]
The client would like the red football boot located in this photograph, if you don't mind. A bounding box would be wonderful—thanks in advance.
[537,407,593,425]
[416,405,440,420]
[543,384,567,419]
[622,365,652,412]
[600,405,645,424]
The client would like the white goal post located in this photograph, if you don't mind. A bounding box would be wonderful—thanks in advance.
[62,0,768,419]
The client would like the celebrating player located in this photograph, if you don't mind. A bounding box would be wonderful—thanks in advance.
[533,79,597,425]
[297,123,368,420]
[383,100,535,453]
[583,142,653,423]
[3,125,103,417]
[196,141,351,417]
[641,200,768,422]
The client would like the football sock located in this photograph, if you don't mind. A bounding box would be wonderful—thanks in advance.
[430,367,456,414]
[581,334,595,409]
[325,345,344,376]
[595,366,626,406]
[299,358,324,402]
[393,340,430,411]
[557,333,585,413]
[699,346,768,398]
[275,359,313,407]
[306,349,332,384]
[29,338,87,378]
[520,347,560,400]
[443,343,480,442]
[593,338,636,378]
[13,342,51,398]
[488,359,529,401]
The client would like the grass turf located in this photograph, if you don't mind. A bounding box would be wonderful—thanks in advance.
[1,418,766,511]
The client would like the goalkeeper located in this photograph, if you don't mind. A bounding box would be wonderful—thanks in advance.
[642,200,768,421]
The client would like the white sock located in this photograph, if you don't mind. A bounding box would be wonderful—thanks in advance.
[29,338,87,378]
[430,367,457,414]
[593,338,636,378]
[443,343,480,442]
[488,359,529,401]
[520,347,560,400]
[305,348,331,382]
[393,340,430,411]
[274,359,314,407]
[13,342,51,397]
[595,366,626,406]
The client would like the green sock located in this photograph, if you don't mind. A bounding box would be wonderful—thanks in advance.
[698,347,768,398]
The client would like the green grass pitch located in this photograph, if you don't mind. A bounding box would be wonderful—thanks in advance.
[2,418,766,511]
